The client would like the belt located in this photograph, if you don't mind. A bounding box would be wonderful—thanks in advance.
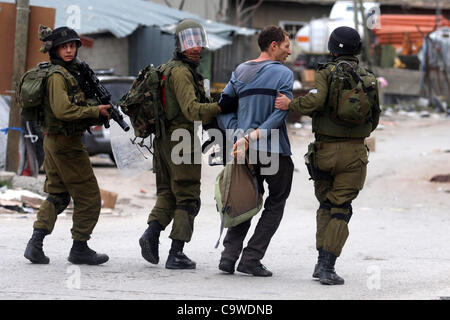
[317,139,365,150]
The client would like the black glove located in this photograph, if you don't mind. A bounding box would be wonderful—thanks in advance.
[218,93,238,114]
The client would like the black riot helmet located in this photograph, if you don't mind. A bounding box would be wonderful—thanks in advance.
[39,25,82,53]
[328,26,362,56]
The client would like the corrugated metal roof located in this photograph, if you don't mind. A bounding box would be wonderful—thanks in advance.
[3,0,257,50]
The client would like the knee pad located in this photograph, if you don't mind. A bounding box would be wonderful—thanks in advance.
[177,198,201,217]
[47,192,71,215]
[319,199,332,211]
[330,202,353,223]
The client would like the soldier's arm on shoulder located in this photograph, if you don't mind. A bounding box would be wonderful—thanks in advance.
[169,66,220,123]
[289,68,329,115]
[47,73,99,121]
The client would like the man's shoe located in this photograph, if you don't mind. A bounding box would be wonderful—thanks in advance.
[319,250,344,285]
[24,228,50,264]
[236,263,273,277]
[218,259,235,274]
[68,243,109,265]
[165,251,196,269]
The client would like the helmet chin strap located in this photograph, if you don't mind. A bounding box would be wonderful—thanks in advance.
[175,50,201,67]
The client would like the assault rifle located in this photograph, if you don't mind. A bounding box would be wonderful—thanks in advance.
[77,59,130,132]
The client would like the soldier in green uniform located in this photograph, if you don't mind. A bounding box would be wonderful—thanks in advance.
[275,27,381,285]
[24,26,110,265]
[139,19,235,269]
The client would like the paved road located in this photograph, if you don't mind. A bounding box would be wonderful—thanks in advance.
[1,115,449,300]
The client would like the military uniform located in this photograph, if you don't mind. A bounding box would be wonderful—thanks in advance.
[24,25,109,265]
[287,52,380,284]
[147,57,220,242]
[139,19,238,270]
[33,66,102,241]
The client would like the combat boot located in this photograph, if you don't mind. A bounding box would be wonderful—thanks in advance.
[24,228,50,264]
[165,251,196,269]
[319,250,345,285]
[312,248,325,279]
[139,221,162,264]
[165,239,196,269]
[68,240,109,265]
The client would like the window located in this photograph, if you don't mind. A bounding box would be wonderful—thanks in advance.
[279,21,306,40]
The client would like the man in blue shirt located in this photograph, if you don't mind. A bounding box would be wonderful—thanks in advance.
[216,26,294,277]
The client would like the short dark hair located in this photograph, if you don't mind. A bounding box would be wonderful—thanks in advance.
[258,26,289,52]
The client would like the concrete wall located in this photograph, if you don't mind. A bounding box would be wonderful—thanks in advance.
[77,34,130,76]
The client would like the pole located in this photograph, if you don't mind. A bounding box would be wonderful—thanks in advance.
[353,0,359,30]
[5,0,30,173]
[358,0,372,69]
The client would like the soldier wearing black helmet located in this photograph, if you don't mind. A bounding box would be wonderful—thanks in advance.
[275,26,381,285]
[24,25,111,265]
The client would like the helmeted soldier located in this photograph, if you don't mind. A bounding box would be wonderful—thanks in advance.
[138,19,235,269]
[275,26,381,285]
[24,25,111,265]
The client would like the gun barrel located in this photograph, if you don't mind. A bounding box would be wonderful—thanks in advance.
[110,104,130,132]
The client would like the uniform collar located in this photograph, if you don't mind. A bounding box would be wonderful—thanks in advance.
[334,55,359,64]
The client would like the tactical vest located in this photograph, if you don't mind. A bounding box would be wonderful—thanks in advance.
[312,61,377,139]
[42,64,94,136]
[160,59,208,131]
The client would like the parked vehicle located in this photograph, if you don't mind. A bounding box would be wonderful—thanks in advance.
[295,1,379,62]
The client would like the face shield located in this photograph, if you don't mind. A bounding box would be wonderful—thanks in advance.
[178,27,209,52]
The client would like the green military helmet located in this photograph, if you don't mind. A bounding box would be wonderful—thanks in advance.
[175,19,209,52]
[39,24,82,53]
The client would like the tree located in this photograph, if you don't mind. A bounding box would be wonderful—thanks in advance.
[163,0,185,10]
[234,0,264,27]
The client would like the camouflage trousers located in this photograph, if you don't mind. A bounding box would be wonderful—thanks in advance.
[313,141,368,257]
[33,134,101,241]
[147,136,201,243]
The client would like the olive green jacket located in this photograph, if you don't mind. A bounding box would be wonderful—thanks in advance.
[165,59,220,131]
[43,69,100,136]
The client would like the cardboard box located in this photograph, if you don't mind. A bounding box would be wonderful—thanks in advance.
[100,189,118,209]
[301,69,316,84]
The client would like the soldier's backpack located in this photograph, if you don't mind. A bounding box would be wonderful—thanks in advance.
[327,61,378,127]
[18,62,63,123]
[118,64,166,139]
[214,158,263,248]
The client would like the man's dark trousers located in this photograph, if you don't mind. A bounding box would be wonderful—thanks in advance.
[221,155,294,267]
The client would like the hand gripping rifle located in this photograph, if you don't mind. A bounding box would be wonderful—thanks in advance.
[77,60,130,132]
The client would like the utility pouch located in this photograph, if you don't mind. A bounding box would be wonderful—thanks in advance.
[304,143,316,181]
[304,142,333,181]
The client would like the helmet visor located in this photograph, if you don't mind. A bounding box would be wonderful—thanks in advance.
[178,28,209,52]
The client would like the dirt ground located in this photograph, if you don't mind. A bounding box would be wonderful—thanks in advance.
[0,112,449,300]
